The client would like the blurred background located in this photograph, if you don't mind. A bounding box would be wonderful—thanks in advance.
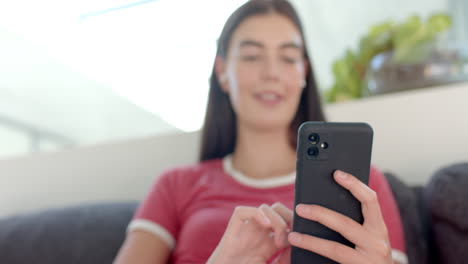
[1,3,467,262]
[1,0,467,159]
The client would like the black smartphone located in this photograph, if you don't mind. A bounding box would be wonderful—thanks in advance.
[291,122,374,264]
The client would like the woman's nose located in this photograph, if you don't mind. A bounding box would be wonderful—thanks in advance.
[262,57,281,82]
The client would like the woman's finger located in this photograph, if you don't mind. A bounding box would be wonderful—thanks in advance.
[295,204,388,254]
[229,206,272,231]
[271,202,293,225]
[288,232,369,264]
[260,204,289,248]
[333,170,388,237]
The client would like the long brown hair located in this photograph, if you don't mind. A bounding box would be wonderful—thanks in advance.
[200,0,325,162]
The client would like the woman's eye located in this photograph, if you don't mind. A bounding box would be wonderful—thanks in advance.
[282,57,298,64]
[241,55,260,61]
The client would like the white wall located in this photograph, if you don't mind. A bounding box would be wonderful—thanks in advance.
[0,131,200,218]
[1,83,467,218]
[325,83,468,184]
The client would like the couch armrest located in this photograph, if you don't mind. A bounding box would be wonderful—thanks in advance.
[425,163,468,264]
[0,202,137,264]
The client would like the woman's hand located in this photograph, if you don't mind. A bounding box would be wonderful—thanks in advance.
[206,203,292,264]
[288,170,393,264]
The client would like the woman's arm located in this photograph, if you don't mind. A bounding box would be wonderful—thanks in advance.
[114,170,181,264]
[113,230,171,264]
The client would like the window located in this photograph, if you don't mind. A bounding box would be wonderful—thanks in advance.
[0,0,247,159]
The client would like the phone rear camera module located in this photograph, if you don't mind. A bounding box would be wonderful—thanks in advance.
[308,133,320,144]
[320,142,328,149]
[307,146,319,157]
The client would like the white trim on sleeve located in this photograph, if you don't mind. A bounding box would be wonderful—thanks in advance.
[391,249,408,264]
[127,219,176,250]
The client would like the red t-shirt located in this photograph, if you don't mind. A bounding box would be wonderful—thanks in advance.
[128,156,407,263]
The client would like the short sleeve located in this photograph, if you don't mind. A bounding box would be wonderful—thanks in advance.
[127,169,180,250]
[369,166,408,264]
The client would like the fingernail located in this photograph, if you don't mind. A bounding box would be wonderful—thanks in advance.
[335,170,347,180]
[296,204,309,215]
[288,232,302,245]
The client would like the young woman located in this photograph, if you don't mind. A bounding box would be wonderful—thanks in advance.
[114,0,407,263]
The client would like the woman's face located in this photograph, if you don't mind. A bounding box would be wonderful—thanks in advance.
[217,13,307,132]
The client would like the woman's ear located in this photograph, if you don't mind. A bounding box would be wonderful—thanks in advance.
[215,56,229,93]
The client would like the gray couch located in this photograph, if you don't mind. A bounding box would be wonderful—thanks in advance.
[385,163,468,264]
[1,163,467,264]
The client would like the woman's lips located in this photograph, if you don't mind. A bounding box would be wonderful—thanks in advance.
[254,91,284,107]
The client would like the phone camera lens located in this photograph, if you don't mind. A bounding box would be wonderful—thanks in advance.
[308,133,320,144]
[307,146,319,157]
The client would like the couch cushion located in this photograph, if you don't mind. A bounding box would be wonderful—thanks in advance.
[0,202,137,264]
[425,162,468,264]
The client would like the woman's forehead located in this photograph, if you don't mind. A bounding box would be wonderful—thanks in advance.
[230,14,303,49]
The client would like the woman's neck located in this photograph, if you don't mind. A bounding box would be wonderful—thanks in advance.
[232,124,296,180]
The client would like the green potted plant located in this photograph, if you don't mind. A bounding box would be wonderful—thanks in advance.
[325,13,453,103]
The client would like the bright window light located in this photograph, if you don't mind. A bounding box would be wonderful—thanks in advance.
[0,0,247,132]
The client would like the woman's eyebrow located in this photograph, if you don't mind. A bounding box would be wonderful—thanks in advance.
[239,40,302,50]
[279,42,302,50]
[239,39,264,49]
